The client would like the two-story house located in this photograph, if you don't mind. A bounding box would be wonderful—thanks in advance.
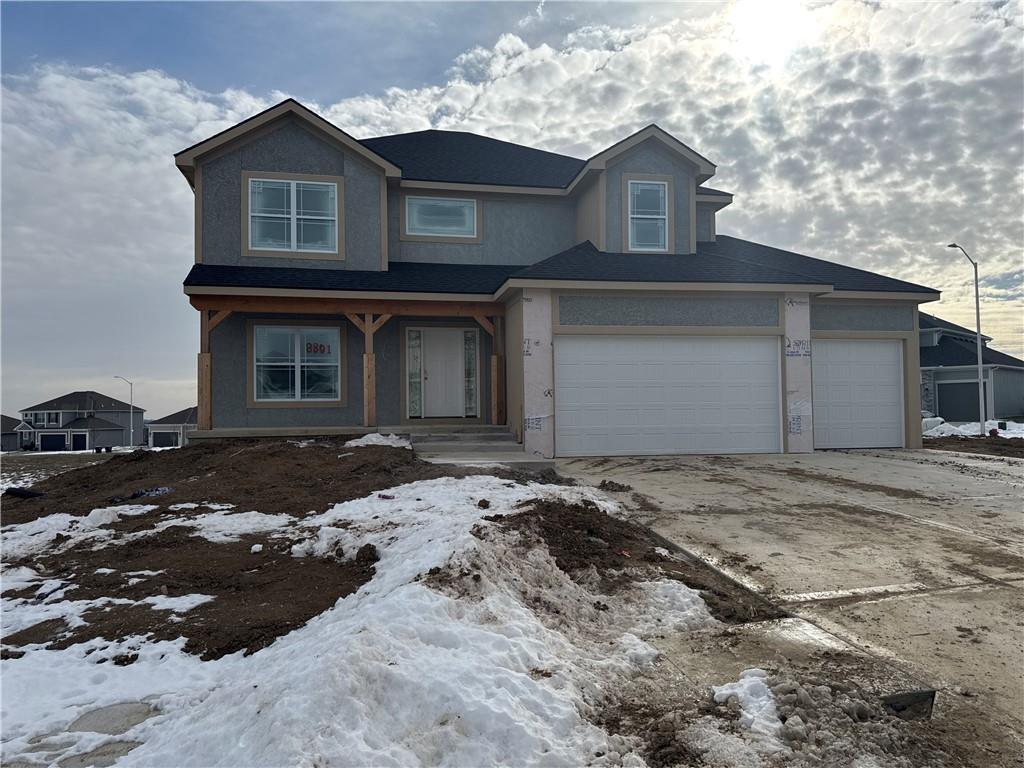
[18,391,146,451]
[919,312,1024,421]
[177,99,940,458]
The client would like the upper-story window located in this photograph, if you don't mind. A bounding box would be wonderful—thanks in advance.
[628,180,668,252]
[404,196,478,240]
[248,178,338,253]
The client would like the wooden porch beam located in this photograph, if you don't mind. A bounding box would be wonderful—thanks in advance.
[473,315,495,336]
[344,313,366,333]
[206,309,232,333]
[190,295,505,318]
[371,313,392,333]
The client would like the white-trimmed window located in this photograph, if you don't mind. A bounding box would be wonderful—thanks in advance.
[628,180,668,251]
[249,178,338,253]
[46,411,60,426]
[254,326,341,401]
[405,196,477,238]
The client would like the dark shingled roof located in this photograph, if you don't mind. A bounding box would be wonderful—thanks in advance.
[920,336,1023,369]
[918,311,990,340]
[63,416,124,431]
[361,130,586,188]
[185,236,939,296]
[1,414,19,434]
[150,407,198,426]
[185,261,521,294]
[22,390,143,414]
[696,186,732,197]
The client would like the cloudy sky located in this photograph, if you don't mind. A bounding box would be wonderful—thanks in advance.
[2,0,1022,418]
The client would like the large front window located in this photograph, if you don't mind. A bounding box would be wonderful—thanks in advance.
[249,179,338,253]
[405,196,477,238]
[254,325,340,401]
[628,180,668,251]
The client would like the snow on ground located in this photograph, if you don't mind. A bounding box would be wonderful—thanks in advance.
[343,432,412,449]
[2,505,158,560]
[2,475,715,767]
[713,668,783,742]
[923,419,1024,438]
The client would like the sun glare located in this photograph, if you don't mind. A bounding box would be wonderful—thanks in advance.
[729,0,820,67]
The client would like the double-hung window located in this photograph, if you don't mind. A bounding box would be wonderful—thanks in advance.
[254,325,341,402]
[404,196,477,239]
[249,178,338,253]
[628,180,669,252]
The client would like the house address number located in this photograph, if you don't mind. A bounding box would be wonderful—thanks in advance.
[306,342,332,355]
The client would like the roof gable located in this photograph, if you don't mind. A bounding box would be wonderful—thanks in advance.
[583,125,716,183]
[21,390,142,413]
[174,99,401,186]
[150,406,199,426]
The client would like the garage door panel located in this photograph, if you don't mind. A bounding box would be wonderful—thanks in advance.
[812,339,904,449]
[555,335,782,457]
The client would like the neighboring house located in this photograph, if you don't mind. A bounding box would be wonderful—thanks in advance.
[18,391,146,451]
[176,99,940,458]
[919,312,1024,421]
[148,406,198,448]
[1,415,19,452]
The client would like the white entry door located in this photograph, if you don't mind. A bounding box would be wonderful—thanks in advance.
[422,328,468,418]
[812,339,904,449]
[554,335,782,457]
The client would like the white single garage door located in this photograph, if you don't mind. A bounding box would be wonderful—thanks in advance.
[812,339,904,449]
[554,335,782,457]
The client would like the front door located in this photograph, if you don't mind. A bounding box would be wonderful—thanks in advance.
[423,328,467,418]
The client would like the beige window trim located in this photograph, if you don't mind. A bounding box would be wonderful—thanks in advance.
[246,319,348,408]
[622,173,674,253]
[241,171,345,261]
[400,192,483,244]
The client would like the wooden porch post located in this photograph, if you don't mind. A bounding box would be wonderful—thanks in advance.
[347,313,392,428]
[197,309,232,431]
[474,315,505,426]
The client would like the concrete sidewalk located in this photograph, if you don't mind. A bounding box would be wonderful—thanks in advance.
[560,448,1024,756]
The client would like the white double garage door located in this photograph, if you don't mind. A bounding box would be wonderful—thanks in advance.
[554,335,903,457]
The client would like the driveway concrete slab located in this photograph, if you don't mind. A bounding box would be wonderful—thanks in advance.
[559,449,1024,747]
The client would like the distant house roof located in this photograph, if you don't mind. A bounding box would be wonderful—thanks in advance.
[919,311,991,341]
[150,407,198,426]
[22,390,144,414]
[64,416,124,431]
[1,415,19,434]
[920,336,1024,369]
[184,235,939,297]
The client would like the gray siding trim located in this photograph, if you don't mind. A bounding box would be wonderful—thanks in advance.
[558,294,779,327]
[810,301,914,332]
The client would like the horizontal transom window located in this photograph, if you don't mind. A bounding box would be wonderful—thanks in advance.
[628,180,668,252]
[249,178,338,253]
[405,196,477,238]
[254,325,341,402]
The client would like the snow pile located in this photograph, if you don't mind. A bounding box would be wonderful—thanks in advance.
[713,668,783,741]
[343,432,412,449]
[3,475,713,767]
[924,419,1024,438]
[153,508,295,542]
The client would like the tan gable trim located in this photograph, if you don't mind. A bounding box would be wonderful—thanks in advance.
[580,125,716,182]
[175,99,401,186]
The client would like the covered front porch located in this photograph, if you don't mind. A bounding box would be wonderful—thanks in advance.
[191,295,508,433]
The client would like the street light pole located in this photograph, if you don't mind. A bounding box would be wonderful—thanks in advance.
[947,244,985,437]
[114,376,135,447]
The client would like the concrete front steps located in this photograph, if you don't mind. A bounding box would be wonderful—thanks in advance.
[409,426,554,472]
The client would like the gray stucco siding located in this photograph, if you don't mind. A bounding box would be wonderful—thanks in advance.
[388,190,577,265]
[605,138,695,254]
[200,116,383,271]
[810,301,915,332]
[209,313,493,428]
[696,204,715,242]
[994,368,1024,418]
[558,294,780,327]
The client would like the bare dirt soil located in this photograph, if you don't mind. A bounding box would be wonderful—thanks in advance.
[2,439,504,660]
[484,498,785,624]
[924,435,1024,458]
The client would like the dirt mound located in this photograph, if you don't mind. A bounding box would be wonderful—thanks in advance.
[924,435,1024,458]
[485,498,784,624]
[2,438,465,526]
[5,524,378,660]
